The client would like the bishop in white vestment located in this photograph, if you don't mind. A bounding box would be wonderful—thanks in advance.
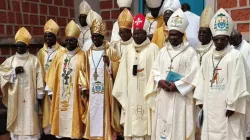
[193,8,250,140]
[78,0,92,51]
[111,8,133,58]
[230,30,250,68]
[196,6,214,65]
[195,6,214,140]
[0,27,44,140]
[145,9,199,140]
[110,0,132,43]
[113,14,159,140]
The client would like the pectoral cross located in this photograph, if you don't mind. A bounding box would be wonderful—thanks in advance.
[22,99,26,103]
[210,68,222,87]
[93,68,99,81]
[168,60,174,71]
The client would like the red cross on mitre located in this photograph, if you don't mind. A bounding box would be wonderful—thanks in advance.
[133,14,146,29]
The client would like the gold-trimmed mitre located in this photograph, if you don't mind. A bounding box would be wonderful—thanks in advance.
[200,6,214,28]
[15,27,32,46]
[91,19,106,36]
[118,8,133,29]
[44,19,59,35]
[65,20,81,38]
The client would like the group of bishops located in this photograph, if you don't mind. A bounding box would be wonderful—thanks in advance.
[0,0,250,140]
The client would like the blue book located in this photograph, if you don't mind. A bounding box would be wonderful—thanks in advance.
[166,71,183,82]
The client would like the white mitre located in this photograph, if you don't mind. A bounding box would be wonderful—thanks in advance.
[200,6,214,28]
[79,0,91,15]
[86,10,102,27]
[209,8,234,37]
[117,0,132,8]
[145,0,162,8]
[162,0,181,12]
[167,8,189,33]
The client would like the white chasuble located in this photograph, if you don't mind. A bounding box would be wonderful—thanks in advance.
[234,39,250,69]
[89,49,105,137]
[111,38,133,58]
[0,53,44,139]
[113,38,159,137]
[194,46,250,140]
[57,52,78,138]
[145,42,199,140]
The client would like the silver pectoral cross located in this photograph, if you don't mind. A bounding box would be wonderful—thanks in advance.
[93,68,99,81]
[168,60,174,71]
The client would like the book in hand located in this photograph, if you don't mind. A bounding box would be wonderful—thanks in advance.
[166,71,183,82]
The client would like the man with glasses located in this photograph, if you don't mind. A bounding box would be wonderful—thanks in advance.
[46,20,89,139]
[78,0,92,51]
[194,8,250,140]
[113,14,158,140]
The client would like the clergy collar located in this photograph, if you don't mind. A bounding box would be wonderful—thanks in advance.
[43,43,59,52]
[133,38,150,48]
[167,41,189,51]
[66,47,80,55]
[121,37,133,45]
[212,45,232,59]
[79,25,89,31]
[196,41,213,53]
[15,52,29,59]
[91,40,109,51]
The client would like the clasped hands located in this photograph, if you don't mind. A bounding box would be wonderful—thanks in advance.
[158,80,177,92]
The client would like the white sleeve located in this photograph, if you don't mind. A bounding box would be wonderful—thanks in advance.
[45,85,53,95]
[37,90,45,99]
[247,49,250,69]
[9,68,17,83]
[174,80,194,96]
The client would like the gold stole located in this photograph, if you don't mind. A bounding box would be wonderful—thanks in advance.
[36,42,63,128]
[47,49,87,138]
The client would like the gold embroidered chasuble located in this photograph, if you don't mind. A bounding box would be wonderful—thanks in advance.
[46,47,89,138]
[81,41,122,140]
[37,42,64,129]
